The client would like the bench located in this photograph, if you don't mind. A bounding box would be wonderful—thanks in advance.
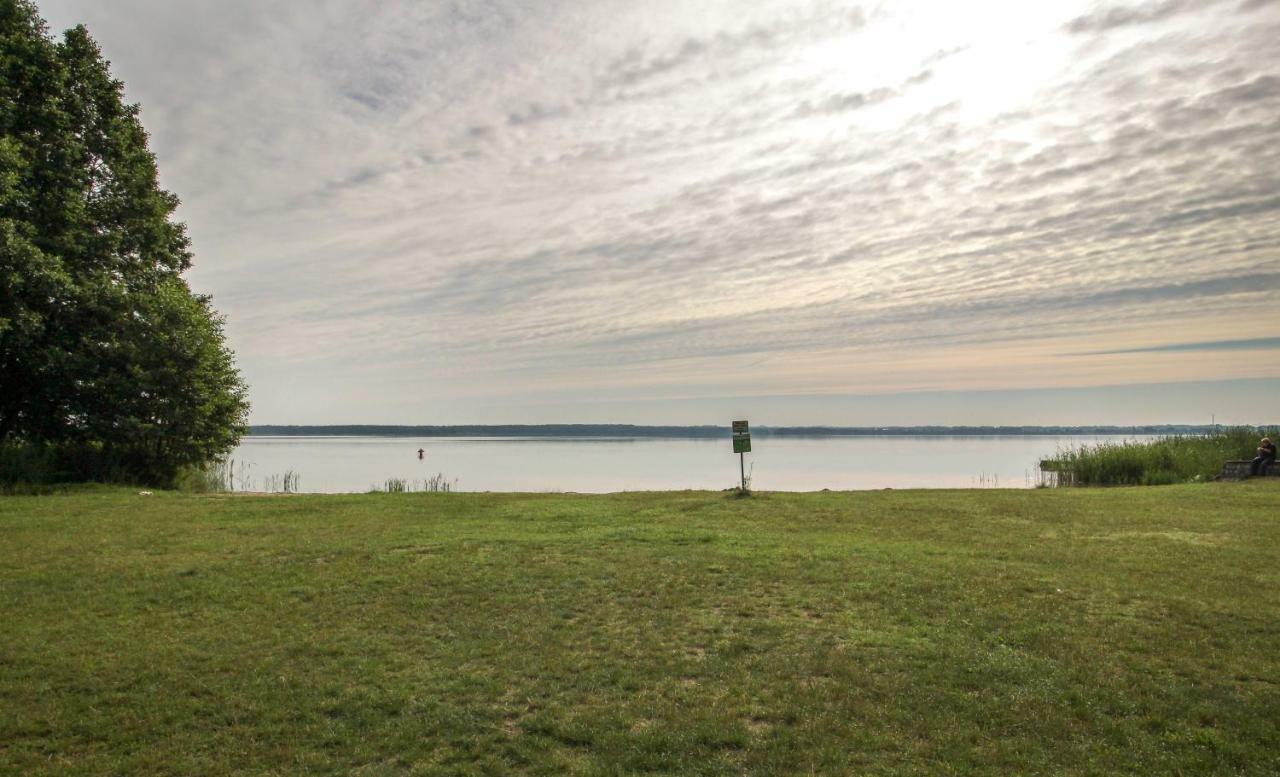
[1219,460,1280,480]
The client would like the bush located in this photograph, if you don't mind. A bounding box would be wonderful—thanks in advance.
[1047,427,1277,486]
[0,441,137,491]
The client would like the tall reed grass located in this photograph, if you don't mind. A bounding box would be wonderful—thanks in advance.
[1044,427,1276,486]
[262,471,301,493]
[372,474,457,493]
[176,458,238,493]
[176,459,299,493]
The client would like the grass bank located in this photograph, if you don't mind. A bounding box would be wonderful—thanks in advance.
[1045,427,1277,485]
[2,485,1279,775]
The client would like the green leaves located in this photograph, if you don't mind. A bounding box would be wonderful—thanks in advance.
[0,1,247,484]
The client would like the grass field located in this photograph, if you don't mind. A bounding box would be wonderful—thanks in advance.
[2,484,1279,775]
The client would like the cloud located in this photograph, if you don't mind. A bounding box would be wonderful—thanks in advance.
[1072,337,1280,355]
[1064,0,1224,33]
[33,0,1280,422]
[596,5,867,92]
[792,86,896,116]
[505,101,571,126]
[791,67,932,117]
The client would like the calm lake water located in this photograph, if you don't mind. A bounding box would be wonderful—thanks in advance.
[228,435,1156,493]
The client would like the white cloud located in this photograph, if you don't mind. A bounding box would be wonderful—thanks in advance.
[36,0,1280,422]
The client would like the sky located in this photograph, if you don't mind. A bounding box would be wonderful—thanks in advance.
[38,0,1280,426]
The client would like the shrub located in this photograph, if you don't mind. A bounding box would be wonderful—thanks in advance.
[1047,427,1277,486]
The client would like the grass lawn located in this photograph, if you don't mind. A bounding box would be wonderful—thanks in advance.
[2,484,1278,775]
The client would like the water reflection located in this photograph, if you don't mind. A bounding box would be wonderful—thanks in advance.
[227,435,1155,493]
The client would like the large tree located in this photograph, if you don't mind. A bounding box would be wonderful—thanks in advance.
[0,0,248,484]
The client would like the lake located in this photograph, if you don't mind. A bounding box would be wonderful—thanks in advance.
[227,435,1156,493]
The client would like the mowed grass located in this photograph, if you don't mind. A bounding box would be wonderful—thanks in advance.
[2,485,1279,776]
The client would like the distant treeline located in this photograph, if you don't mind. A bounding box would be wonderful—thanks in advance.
[247,424,1256,438]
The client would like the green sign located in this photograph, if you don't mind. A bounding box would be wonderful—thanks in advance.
[733,435,751,453]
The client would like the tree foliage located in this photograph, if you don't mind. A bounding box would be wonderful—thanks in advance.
[0,0,248,484]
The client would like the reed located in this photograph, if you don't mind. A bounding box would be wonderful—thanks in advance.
[420,473,456,492]
[384,478,408,493]
[1045,427,1276,486]
[176,459,263,493]
[261,470,300,493]
[175,460,229,493]
[373,474,457,493]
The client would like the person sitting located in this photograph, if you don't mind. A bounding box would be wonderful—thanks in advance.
[1251,436,1276,475]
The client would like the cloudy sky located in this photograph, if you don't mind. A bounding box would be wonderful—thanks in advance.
[39,0,1280,425]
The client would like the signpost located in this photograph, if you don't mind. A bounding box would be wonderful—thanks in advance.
[732,420,751,492]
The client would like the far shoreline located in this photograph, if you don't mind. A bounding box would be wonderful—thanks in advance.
[247,423,1255,439]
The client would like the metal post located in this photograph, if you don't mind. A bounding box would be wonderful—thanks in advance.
[740,451,746,492]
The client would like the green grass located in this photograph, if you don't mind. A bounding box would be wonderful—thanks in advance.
[1047,427,1277,485]
[2,484,1279,775]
